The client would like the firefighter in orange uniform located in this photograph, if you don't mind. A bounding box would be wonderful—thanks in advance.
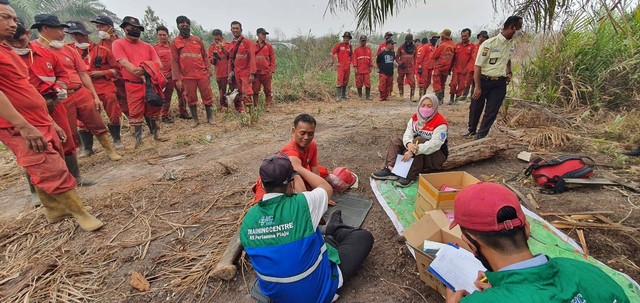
[0,1,103,231]
[67,21,124,151]
[396,34,418,101]
[172,16,214,126]
[331,31,352,100]
[228,21,256,112]
[461,30,489,101]
[352,35,373,100]
[416,36,436,96]
[448,28,476,105]
[208,29,233,111]
[377,31,394,56]
[253,28,276,107]
[431,29,456,103]
[154,25,189,123]
[90,15,128,118]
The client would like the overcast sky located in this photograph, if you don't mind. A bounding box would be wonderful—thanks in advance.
[101,0,506,39]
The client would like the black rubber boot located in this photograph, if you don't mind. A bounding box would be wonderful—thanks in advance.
[357,88,363,99]
[436,91,445,104]
[133,125,143,148]
[448,94,455,105]
[148,119,167,142]
[107,124,123,149]
[410,87,416,102]
[205,105,214,125]
[341,86,348,100]
[365,88,371,100]
[189,106,200,127]
[65,155,96,186]
[336,87,342,101]
[461,87,470,100]
[399,86,404,98]
[25,173,40,206]
[78,130,93,158]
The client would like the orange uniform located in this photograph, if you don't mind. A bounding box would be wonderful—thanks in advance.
[352,45,372,89]
[73,41,122,126]
[253,41,276,106]
[171,35,213,107]
[431,40,456,94]
[153,42,187,118]
[450,42,477,96]
[228,36,257,108]
[416,43,435,91]
[18,41,75,157]
[208,41,233,109]
[98,35,128,117]
[0,43,77,195]
[331,42,352,86]
[396,43,417,90]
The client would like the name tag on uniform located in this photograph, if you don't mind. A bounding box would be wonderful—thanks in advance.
[489,58,498,64]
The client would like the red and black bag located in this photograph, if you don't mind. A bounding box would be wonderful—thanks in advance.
[524,156,594,194]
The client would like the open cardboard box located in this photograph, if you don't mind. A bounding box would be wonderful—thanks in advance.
[418,172,480,209]
[404,210,472,297]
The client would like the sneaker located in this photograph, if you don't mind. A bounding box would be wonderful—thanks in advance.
[394,177,414,188]
[371,167,399,181]
[462,130,476,137]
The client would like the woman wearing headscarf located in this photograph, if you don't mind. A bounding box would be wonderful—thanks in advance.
[371,93,448,187]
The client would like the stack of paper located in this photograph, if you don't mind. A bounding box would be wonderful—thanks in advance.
[423,240,447,254]
[428,244,487,293]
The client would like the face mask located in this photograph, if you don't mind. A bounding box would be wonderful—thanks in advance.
[514,29,524,38]
[49,40,65,49]
[12,47,31,56]
[98,30,110,40]
[75,42,90,49]
[179,28,190,38]
[419,107,434,118]
[126,29,141,38]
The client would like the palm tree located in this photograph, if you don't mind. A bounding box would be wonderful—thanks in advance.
[326,0,624,32]
[11,0,119,27]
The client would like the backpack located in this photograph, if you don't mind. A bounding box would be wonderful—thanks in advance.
[524,156,594,194]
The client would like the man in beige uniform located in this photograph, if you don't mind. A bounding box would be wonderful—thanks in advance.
[467,16,522,140]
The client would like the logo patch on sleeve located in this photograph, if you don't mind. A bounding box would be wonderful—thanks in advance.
[440,132,447,140]
[481,47,489,56]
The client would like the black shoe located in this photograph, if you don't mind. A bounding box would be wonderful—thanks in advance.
[162,117,174,124]
[475,134,487,140]
[393,177,414,188]
[462,130,476,137]
[371,167,399,181]
[624,149,640,157]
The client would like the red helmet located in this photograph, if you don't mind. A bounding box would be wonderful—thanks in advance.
[327,167,358,191]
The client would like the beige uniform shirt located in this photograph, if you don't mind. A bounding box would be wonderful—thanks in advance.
[474,33,515,77]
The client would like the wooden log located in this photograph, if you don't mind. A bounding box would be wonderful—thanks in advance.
[539,210,614,216]
[442,138,505,170]
[600,172,640,192]
[211,231,242,281]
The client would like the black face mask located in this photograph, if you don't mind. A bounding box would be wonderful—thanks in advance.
[404,41,415,54]
[179,28,190,38]
[430,38,438,46]
[463,231,494,271]
[126,29,141,38]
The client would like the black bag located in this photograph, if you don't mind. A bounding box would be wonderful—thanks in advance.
[143,71,163,107]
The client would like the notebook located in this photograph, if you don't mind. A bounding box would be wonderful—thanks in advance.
[428,244,487,293]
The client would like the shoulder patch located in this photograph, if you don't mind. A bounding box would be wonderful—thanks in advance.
[440,132,447,140]
[481,47,489,56]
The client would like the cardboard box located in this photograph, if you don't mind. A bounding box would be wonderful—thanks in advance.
[404,210,472,297]
[414,190,437,219]
[418,172,480,209]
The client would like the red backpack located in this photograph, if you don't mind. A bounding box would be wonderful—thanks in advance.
[524,156,594,194]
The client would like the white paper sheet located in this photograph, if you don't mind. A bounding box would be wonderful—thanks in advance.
[429,245,486,294]
[391,155,413,179]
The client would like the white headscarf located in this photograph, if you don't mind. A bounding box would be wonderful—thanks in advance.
[414,93,439,131]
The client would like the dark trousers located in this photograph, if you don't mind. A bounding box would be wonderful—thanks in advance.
[384,138,447,180]
[468,77,507,137]
[324,224,374,283]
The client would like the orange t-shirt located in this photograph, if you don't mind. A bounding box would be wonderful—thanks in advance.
[280,139,319,170]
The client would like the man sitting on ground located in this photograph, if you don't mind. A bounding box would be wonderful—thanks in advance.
[253,114,338,204]
[240,156,374,303]
[446,182,630,303]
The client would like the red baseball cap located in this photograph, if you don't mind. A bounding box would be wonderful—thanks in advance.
[449,182,526,232]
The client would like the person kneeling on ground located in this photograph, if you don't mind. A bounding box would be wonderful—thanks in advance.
[446,182,630,303]
[240,156,374,303]
[371,93,448,187]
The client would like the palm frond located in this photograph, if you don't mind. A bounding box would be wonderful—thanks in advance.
[325,0,424,31]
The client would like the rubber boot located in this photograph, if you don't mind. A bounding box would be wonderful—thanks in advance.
[25,173,40,206]
[107,124,123,150]
[35,188,72,223]
[65,155,96,187]
[341,86,348,100]
[357,87,363,99]
[205,105,214,125]
[265,95,273,107]
[448,94,455,105]
[365,88,371,100]
[436,91,445,105]
[133,125,143,148]
[398,86,404,99]
[50,188,104,231]
[461,87,470,100]
[419,89,426,97]
[149,119,168,142]
[189,106,200,127]
[410,87,416,102]
[95,133,122,161]
[78,130,93,158]
[336,87,342,101]
[252,94,260,107]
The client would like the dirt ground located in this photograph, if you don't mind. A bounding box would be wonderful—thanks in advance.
[0,95,638,302]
